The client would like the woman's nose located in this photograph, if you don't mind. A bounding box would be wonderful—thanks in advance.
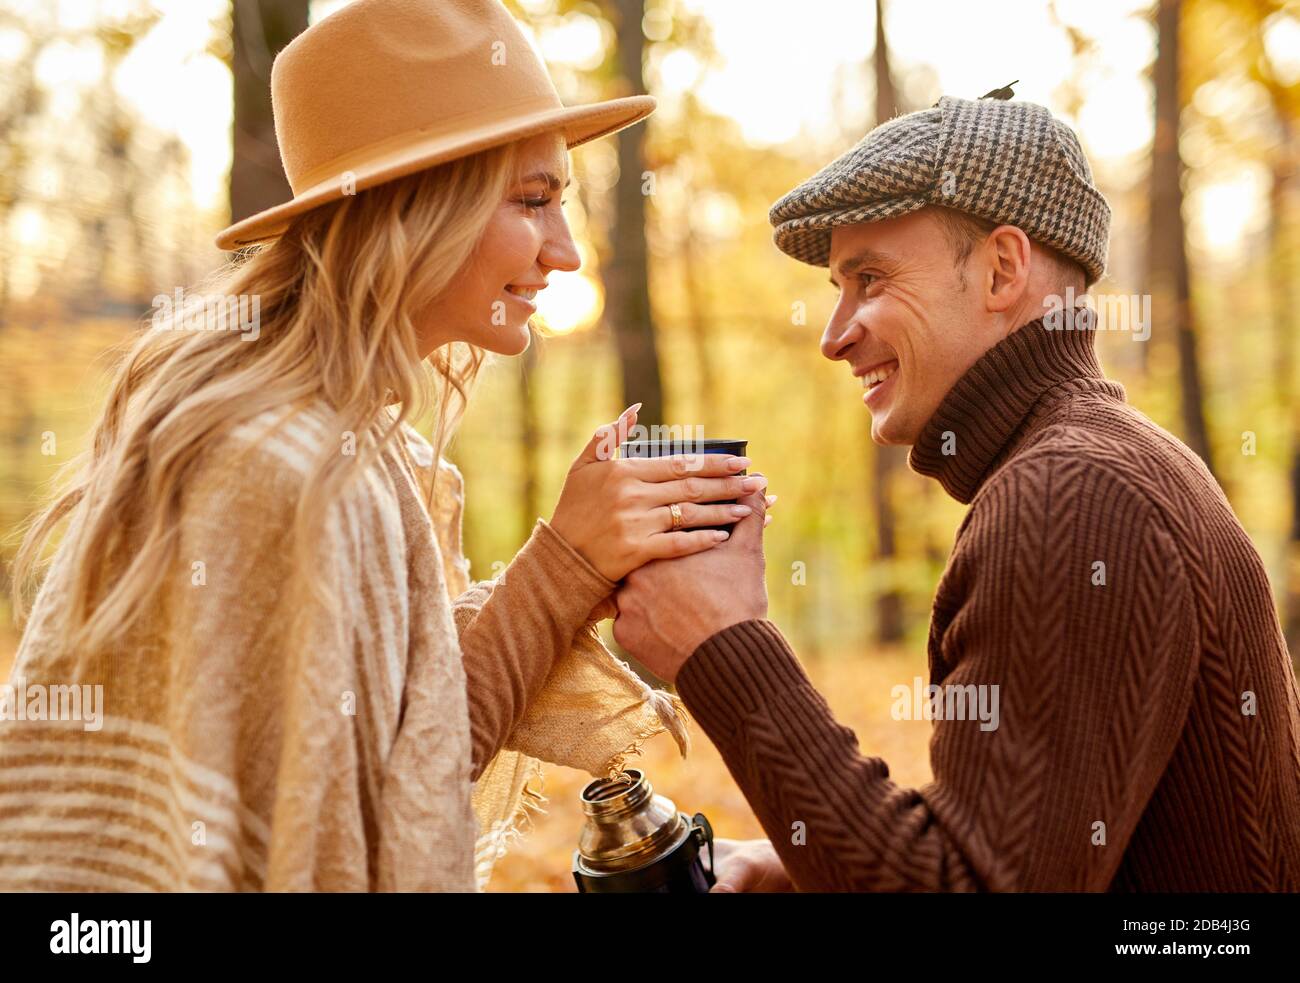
[540,213,581,273]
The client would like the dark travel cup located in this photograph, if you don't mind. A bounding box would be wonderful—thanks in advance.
[618,438,749,530]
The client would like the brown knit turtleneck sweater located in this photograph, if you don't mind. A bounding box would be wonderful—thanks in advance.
[677,313,1300,892]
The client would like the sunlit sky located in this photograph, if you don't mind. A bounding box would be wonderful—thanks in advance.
[5,0,1299,323]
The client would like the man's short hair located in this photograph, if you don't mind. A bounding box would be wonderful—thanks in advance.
[931,206,1089,292]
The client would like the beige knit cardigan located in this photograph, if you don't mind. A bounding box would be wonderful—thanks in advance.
[0,404,687,891]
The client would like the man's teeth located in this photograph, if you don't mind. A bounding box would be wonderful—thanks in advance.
[505,286,538,301]
[861,360,899,388]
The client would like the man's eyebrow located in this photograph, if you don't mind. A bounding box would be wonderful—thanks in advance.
[519,171,571,191]
[828,248,890,286]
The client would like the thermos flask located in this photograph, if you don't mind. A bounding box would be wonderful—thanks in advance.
[572,769,716,893]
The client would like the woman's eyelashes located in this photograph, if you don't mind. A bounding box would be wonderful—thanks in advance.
[516,191,568,213]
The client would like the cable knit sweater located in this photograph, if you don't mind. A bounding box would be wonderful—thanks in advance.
[677,314,1300,892]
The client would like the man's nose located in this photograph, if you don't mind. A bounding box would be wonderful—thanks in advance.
[820,313,862,362]
[540,213,581,273]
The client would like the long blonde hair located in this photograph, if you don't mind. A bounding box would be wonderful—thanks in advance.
[12,140,523,655]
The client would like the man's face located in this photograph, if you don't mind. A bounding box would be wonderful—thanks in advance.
[823,208,991,445]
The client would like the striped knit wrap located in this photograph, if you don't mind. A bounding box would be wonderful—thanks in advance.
[0,404,690,892]
[769,95,1112,283]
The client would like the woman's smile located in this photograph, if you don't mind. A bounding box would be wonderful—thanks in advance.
[503,283,542,313]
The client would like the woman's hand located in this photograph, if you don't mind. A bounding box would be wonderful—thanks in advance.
[549,404,766,583]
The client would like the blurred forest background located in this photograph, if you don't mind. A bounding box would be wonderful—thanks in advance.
[1,0,1297,891]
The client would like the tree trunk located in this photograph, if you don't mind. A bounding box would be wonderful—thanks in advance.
[230,0,309,225]
[1289,449,1300,656]
[871,0,905,643]
[1269,114,1300,655]
[681,220,717,424]
[518,334,541,542]
[606,0,665,428]
[1148,0,1216,479]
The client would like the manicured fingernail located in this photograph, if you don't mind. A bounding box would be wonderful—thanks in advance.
[741,476,768,492]
[765,494,778,507]
[726,456,752,472]
[713,530,730,542]
[763,513,773,527]
[730,504,753,518]
[624,402,642,417]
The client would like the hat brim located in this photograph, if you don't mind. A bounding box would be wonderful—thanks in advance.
[215,95,655,251]
[772,195,931,267]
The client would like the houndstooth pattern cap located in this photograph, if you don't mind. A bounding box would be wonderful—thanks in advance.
[769,94,1112,283]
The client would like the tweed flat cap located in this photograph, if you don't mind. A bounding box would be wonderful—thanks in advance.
[770,95,1111,283]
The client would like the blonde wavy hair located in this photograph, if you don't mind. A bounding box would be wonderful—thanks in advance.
[12,139,524,656]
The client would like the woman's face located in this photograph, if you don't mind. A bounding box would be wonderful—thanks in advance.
[423,133,579,358]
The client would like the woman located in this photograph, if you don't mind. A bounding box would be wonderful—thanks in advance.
[1,0,766,891]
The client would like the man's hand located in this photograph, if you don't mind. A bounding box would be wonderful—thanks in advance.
[709,838,794,893]
[612,479,769,683]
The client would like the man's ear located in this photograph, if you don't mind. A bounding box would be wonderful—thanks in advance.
[982,225,1031,313]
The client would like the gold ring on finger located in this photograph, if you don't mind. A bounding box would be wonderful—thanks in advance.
[668,502,684,531]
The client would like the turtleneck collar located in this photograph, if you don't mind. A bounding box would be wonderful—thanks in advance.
[907,310,1127,504]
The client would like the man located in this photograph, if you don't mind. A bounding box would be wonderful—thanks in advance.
[612,93,1300,891]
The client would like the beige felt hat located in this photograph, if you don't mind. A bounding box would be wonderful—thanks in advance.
[215,0,655,250]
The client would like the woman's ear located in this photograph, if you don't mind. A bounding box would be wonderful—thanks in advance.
[983,225,1031,313]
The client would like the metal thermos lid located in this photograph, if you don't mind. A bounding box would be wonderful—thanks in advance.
[575,769,690,873]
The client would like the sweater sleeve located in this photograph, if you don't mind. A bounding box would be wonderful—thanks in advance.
[453,518,616,780]
[676,453,1202,891]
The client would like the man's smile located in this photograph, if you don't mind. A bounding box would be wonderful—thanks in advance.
[855,358,899,391]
